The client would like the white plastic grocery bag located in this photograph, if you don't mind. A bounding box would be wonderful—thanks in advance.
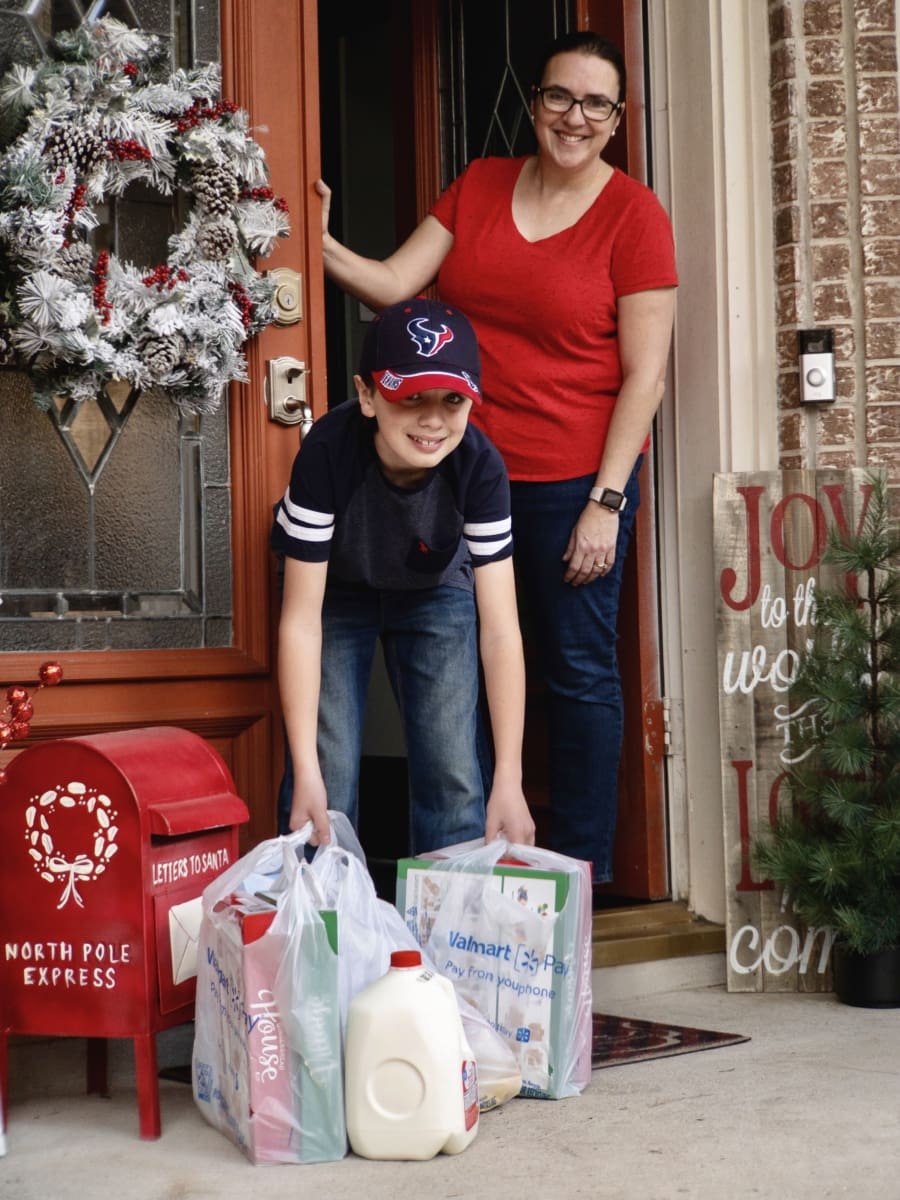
[396,838,593,1100]
[192,831,345,1164]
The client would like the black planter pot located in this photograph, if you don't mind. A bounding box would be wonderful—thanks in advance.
[832,944,900,1008]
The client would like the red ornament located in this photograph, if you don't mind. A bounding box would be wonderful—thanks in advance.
[1,663,63,768]
[39,662,64,687]
[11,699,34,722]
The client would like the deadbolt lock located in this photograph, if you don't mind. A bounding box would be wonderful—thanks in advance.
[268,267,302,325]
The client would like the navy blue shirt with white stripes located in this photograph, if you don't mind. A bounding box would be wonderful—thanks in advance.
[271,399,513,592]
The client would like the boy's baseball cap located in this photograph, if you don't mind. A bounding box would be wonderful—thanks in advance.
[359,298,482,405]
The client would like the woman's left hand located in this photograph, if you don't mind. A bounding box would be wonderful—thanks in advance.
[562,503,619,586]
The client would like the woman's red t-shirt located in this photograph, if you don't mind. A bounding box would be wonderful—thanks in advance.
[431,157,678,481]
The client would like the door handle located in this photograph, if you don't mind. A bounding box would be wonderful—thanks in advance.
[266,357,312,435]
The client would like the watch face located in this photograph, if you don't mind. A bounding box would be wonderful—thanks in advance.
[600,488,624,511]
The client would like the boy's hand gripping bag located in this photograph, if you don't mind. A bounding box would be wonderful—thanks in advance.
[191,830,346,1165]
[396,839,593,1100]
[310,812,522,1111]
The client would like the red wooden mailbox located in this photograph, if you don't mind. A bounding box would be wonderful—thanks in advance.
[0,726,249,1139]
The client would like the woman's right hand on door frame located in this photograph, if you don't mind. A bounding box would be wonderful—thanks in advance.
[314,178,332,240]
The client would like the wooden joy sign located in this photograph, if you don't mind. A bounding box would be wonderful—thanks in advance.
[714,469,874,993]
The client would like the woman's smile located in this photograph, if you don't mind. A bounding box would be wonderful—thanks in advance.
[554,129,590,144]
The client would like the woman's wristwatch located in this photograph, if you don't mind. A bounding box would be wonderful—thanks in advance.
[589,486,627,513]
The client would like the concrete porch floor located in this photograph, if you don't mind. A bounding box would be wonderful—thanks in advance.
[3,973,899,1200]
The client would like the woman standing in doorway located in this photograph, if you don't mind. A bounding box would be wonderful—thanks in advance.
[315,30,677,888]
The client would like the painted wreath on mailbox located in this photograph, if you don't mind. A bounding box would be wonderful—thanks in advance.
[26,782,119,910]
[0,17,289,414]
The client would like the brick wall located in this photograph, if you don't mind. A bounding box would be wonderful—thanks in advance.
[769,0,900,474]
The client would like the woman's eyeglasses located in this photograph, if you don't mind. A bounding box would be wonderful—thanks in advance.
[533,85,622,123]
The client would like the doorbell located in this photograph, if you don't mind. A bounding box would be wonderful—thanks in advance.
[797,329,835,404]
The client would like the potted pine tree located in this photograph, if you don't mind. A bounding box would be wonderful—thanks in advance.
[753,473,900,1007]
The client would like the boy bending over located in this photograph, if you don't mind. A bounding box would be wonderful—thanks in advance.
[272,298,534,852]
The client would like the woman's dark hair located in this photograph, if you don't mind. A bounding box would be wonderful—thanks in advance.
[535,31,626,103]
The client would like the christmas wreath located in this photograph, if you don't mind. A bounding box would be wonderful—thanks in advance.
[0,17,289,414]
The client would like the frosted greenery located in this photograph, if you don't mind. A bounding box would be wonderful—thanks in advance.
[0,17,289,413]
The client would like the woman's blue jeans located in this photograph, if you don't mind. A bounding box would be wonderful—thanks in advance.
[509,463,641,884]
[290,583,486,856]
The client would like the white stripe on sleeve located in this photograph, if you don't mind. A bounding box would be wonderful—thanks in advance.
[463,517,511,538]
[282,489,334,526]
[465,533,513,558]
[276,504,334,544]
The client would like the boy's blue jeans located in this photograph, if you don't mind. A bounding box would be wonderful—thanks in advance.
[509,463,641,884]
[279,583,486,855]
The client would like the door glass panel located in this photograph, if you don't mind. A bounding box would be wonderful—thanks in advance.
[0,0,230,652]
[440,0,573,179]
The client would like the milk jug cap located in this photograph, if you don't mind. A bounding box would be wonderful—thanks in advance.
[390,950,422,968]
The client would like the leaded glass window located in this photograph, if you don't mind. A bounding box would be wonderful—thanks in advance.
[0,0,231,651]
[439,0,573,181]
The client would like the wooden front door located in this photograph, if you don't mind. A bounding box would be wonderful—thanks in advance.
[0,0,326,852]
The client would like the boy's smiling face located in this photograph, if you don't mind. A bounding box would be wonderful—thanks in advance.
[355,376,472,487]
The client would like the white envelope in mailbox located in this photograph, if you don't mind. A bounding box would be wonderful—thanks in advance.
[169,896,204,985]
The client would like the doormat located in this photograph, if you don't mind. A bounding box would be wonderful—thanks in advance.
[592,1012,749,1069]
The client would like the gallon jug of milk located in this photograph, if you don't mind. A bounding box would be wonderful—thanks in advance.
[344,949,479,1160]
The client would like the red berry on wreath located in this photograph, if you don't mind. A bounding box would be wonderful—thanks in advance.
[0,720,12,747]
[11,699,34,722]
[6,684,28,706]
[10,720,30,741]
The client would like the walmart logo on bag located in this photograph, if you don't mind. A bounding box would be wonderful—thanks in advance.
[446,932,570,979]
[447,930,513,960]
[514,946,541,975]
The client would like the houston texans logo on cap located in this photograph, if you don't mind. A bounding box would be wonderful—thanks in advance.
[407,317,454,358]
[360,297,482,405]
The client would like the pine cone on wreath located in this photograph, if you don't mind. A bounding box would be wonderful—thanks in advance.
[57,241,94,282]
[191,163,239,216]
[43,126,109,177]
[196,219,236,262]
[141,333,187,377]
